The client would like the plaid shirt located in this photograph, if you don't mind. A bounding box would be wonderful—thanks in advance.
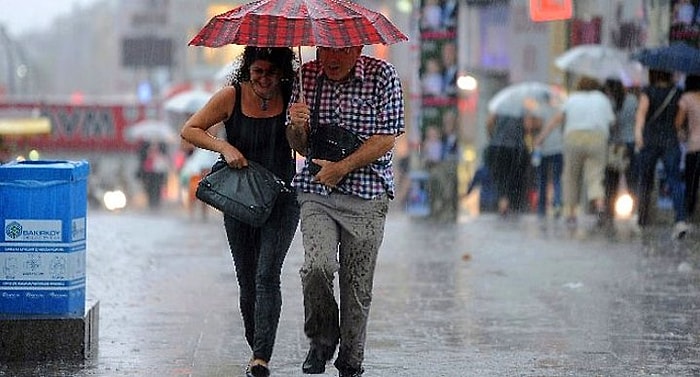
[288,55,405,199]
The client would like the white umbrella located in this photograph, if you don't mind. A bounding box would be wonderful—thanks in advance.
[488,82,565,117]
[555,44,645,85]
[163,89,213,114]
[125,119,177,143]
[180,148,219,177]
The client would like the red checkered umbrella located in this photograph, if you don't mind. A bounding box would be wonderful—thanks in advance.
[188,0,408,48]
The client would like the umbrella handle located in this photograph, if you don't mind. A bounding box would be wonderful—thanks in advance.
[297,46,305,104]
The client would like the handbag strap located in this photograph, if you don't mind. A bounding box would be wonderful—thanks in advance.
[647,87,677,125]
[311,74,325,130]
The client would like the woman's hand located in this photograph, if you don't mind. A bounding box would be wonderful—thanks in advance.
[221,145,247,169]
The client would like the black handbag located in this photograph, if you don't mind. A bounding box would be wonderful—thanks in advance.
[308,75,362,176]
[308,124,362,175]
[196,159,287,227]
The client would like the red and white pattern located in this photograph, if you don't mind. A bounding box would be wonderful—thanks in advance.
[188,0,408,48]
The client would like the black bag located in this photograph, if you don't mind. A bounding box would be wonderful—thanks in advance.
[196,159,287,227]
[308,124,362,175]
[308,75,362,176]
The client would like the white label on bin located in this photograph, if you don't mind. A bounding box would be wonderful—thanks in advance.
[71,217,86,241]
[4,220,62,242]
[0,248,85,283]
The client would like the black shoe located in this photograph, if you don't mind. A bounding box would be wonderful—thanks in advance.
[249,364,270,377]
[338,367,364,377]
[302,348,329,374]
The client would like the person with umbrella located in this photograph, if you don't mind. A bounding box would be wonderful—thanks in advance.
[180,46,300,377]
[187,2,408,375]
[528,91,564,220]
[634,69,688,239]
[602,78,639,227]
[534,76,615,229]
[286,46,405,377]
[484,110,530,217]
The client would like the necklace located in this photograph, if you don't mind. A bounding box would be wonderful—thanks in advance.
[251,85,273,111]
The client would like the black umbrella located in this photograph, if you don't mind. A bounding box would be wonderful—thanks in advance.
[631,42,700,75]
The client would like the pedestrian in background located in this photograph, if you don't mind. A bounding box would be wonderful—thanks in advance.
[535,76,615,228]
[675,74,700,223]
[603,79,639,226]
[529,92,564,219]
[138,141,170,209]
[286,45,405,377]
[180,46,300,377]
[485,111,529,217]
[635,69,687,239]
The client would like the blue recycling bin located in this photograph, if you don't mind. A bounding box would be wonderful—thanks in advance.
[0,160,89,316]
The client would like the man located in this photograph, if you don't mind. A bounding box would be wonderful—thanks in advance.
[286,46,405,377]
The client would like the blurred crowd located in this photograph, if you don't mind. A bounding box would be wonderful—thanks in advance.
[472,71,700,240]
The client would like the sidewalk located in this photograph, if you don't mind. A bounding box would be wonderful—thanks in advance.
[1,207,699,376]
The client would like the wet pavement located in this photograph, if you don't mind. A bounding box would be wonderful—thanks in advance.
[1,205,699,377]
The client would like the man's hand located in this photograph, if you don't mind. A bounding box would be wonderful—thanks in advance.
[289,102,311,132]
[311,159,349,187]
[287,102,311,155]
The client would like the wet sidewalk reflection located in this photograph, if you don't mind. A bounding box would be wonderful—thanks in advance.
[2,208,698,376]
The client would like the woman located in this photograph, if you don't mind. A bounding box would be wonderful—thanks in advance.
[529,92,563,219]
[535,76,615,228]
[603,79,639,225]
[635,69,687,239]
[676,74,700,222]
[180,47,300,377]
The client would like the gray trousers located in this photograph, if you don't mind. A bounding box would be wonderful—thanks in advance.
[297,192,389,371]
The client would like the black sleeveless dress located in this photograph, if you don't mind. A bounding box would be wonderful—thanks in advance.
[223,83,295,183]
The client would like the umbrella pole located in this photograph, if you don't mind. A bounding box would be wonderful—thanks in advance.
[297,46,305,104]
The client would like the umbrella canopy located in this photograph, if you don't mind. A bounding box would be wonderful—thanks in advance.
[125,120,178,143]
[555,44,644,85]
[188,0,409,48]
[163,89,213,114]
[631,42,700,75]
[488,82,565,117]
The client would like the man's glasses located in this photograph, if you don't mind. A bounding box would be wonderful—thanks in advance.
[317,47,355,55]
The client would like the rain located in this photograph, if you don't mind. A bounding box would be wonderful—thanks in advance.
[1,1,700,376]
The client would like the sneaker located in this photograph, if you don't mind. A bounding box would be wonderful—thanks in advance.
[672,221,690,240]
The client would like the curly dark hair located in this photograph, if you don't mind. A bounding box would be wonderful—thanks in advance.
[231,46,297,102]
